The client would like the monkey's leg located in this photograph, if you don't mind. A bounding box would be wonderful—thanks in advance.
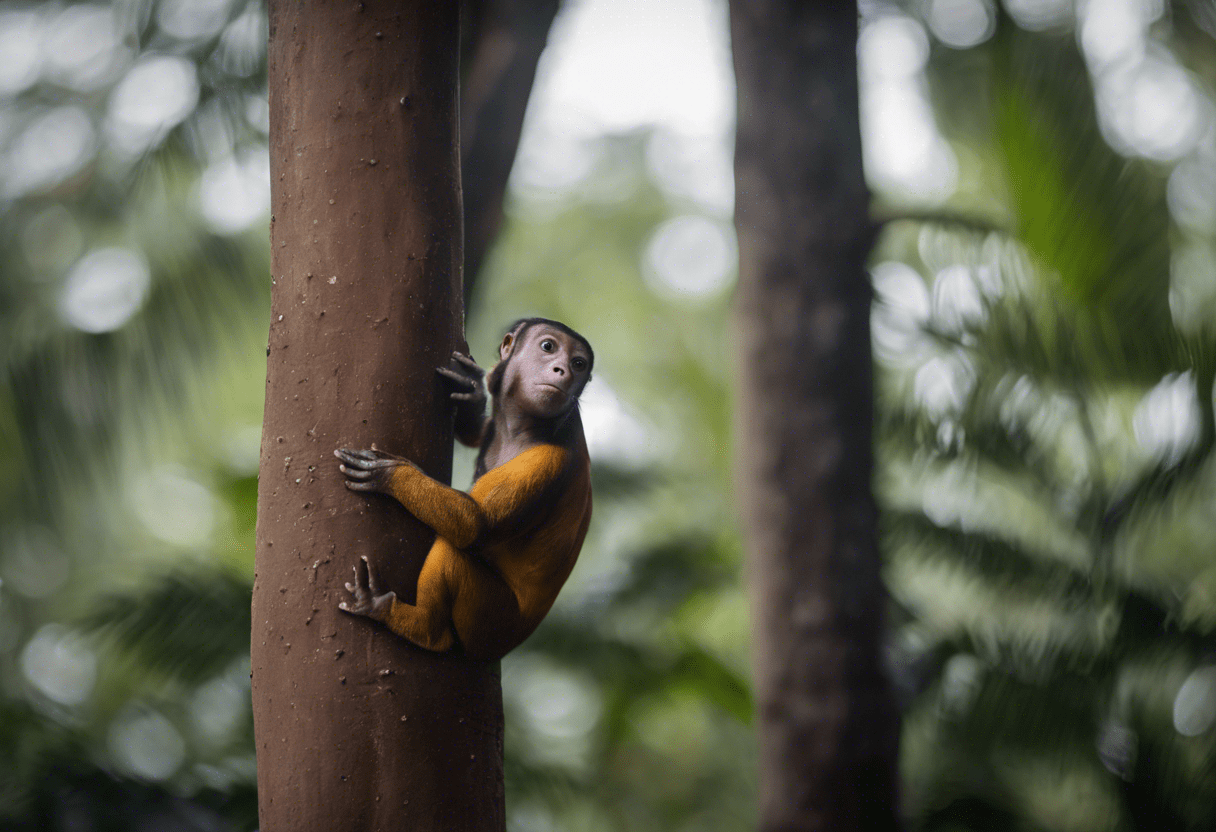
[383,543,458,653]
[450,555,525,661]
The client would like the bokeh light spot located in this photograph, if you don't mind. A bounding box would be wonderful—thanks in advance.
[130,466,218,548]
[931,265,986,334]
[157,0,234,41]
[1133,372,1200,463]
[506,657,601,769]
[199,146,271,234]
[859,15,957,202]
[45,4,126,91]
[107,56,200,153]
[191,660,250,748]
[579,379,656,468]
[60,247,151,334]
[1005,0,1073,30]
[0,10,44,95]
[914,354,975,419]
[858,15,929,80]
[4,107,96,197]
[109,707,187,781]
[1097,58,1207,162]
[1174,665,1216,736]
[21,625,96,707]
[927,0,994,49]
[1168,146,1216,232]
[643,214,736,299]
[872,261,934,364]
[1170,242,1216,334]
[217,6,267,78]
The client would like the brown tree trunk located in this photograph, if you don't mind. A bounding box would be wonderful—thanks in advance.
[460,0,561,307]
[730,2,901,830]
[252,4,504,831]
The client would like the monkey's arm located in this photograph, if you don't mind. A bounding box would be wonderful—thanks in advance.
[335,445,566,549]
[436,352,487,447]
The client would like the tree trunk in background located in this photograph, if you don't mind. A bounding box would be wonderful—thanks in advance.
[460,0,561,308]
[253,4,505,831]
[730,2,901,830]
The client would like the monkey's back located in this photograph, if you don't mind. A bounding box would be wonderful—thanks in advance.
[459,443,592,656]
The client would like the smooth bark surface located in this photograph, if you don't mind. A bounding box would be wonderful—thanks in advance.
[730,1,901,830]
[253,4,504,831]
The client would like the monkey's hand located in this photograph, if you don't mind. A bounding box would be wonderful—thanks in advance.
[335,447,414,495]
[436,351,486,408]
[338,556,396,623]
[437,351,488,446]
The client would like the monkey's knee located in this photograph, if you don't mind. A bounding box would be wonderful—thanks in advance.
[385,598,455,653]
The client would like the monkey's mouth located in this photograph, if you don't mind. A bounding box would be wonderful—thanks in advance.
[536,382,565,395]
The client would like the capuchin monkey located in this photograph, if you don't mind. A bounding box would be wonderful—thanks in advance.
[335,318,594,660]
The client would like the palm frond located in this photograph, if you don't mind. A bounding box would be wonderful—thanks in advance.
[991,24,1178,382]
[81,567,251,686]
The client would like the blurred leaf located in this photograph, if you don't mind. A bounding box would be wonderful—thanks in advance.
[992,25,1176,383]
[609,534,735,611]
[81,567,251,686]
[668,642,752,724]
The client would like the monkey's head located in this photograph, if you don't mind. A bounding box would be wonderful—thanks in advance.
[487,318,594,420]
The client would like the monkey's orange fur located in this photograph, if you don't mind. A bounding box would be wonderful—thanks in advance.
[380,442,592,660]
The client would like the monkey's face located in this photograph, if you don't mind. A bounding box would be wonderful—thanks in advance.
[499,325,592,419]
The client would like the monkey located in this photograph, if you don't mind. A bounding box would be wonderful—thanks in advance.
[334,318,594,661]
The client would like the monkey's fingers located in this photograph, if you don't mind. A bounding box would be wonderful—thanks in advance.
[369,444,409,462]
[436,366,476,388]
[335,448,378,464]
[362,556,383,595]
[335,453,374,471]
[345,480,380,492]
[452,351,482,370]
[450,392,482,402]
[336,449,396,469]
[338,464,376,481]
[355,556,372,591]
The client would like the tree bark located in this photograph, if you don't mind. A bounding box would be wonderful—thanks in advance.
[459,0,561,307]
[730,2,901,830]
[253,4,504,831]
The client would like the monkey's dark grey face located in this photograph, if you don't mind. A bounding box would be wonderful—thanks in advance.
[501,325,592,419]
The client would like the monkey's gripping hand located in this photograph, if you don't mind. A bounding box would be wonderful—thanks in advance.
[335,447,416,495]
[436,350,486,405]
[436,351,487,447]
[338,556,396,623]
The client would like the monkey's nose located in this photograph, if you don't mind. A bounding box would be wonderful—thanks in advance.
[552,365,566,376]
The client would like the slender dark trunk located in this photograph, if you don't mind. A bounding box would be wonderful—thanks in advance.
[730,2,901,830]
[253,4,505,831]
[460,0,561,307]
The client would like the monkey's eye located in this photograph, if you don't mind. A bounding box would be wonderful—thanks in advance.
[540,339,555,352]
[572,357,587,371]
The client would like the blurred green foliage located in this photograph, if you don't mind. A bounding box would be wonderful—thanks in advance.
[877,4,1216,830]
[1,1,1215,831]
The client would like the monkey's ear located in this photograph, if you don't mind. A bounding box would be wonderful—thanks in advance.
[499,332,516,361]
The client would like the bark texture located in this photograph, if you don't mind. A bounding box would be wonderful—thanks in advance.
[459,0,561,307]
[253,4,505,831]
[730,2,901,830]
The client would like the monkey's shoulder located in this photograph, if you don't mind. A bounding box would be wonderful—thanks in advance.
[469,443,584,502]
